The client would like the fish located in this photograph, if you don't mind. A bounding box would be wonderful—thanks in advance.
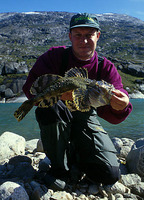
[14,67,115,121]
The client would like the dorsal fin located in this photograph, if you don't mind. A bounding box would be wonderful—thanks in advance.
[30,74,61,95]
[64,67,88,78]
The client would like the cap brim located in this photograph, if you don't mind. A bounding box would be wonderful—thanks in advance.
[70,24,100,30]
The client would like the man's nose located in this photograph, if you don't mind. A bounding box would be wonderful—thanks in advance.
[80,36,88,43]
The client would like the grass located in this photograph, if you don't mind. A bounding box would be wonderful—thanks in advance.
[118,70,143,92]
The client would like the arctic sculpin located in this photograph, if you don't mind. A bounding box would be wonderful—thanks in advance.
[14,67,115,121]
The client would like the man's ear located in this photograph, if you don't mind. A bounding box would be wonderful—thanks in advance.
[69,32,72,42]
[97,31,101,40]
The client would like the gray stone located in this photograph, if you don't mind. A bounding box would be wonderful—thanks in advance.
[121,138,134,147]
[127,138,144,176]
[38,156,51,171]
[129,90,144,99]
[7,156,36,181]
[11,78,26,94]
[130,182,144,198]
[31,185,51,200]
[37,139,44,152]
[0,181,29,200]
[120,174,141,187]
[0,132,25,161]
[120,146,131,158]
[112,137,123,155]
[105,182,130,195]
[1,61,28,75]
[26,139,39,153]
[51,191,73,200]
[5,88,14,98]
[127,64,144,77]
[88,184,99,195]
[0,85,6,92]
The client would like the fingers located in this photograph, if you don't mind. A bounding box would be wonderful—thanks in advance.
[110,90,129,111]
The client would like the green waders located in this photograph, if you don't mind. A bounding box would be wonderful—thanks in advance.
[36,100,120,184]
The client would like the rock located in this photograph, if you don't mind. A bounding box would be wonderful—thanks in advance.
[0,181,29,200]
[129,90,144,99]
[114,193,124,199]
[1,61,28,75]
[112,137,134,158]
[38,156,51,171]
[127,64,144,77]
[7,156,36,181]
[88,184,99,195]
[120,146,131,158]
[37,139,44,152]
[26,139,39,153]
[31,185,51,200]
[139,84,144,92]
[11,78,26,94]
[123,192,140,200]
[126,138,144,176]
[111,137,123,155]
[0,85,6,93]
[105,182,130,194]
[130,182,144,198]
[51,191,73,200]
[121,138,134,147]
[120,174,141,187]
[0,133,144,200]
[4,88,15,98]
[0,132,25,162]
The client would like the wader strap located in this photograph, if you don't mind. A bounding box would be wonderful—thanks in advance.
[60,47,71,76]
[97,55,104,81]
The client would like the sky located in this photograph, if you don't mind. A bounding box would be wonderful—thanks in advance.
[0,0,144,21]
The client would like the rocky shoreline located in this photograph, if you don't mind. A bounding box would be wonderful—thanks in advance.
[0,131,144,200]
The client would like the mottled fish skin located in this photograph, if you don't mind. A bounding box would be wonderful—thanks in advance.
[14,67,114,122]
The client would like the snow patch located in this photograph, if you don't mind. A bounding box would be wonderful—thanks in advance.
[22,12,41,15]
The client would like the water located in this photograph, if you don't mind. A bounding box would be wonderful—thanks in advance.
[0,99,143,141]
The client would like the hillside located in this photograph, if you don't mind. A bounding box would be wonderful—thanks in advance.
[0,11,144,99]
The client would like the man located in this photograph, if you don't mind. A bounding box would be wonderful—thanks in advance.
[23,13,132,190]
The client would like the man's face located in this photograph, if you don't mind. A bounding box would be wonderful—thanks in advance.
[69,27,100,61]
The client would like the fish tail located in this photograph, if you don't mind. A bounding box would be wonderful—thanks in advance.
[14,99,34,122]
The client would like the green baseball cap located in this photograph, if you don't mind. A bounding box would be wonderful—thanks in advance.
[70,13,100,30]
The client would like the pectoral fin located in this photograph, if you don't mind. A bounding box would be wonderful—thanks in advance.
[72,88,91,112]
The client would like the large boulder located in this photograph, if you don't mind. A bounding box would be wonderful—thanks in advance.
[0,132,26,162]
[1,61,28,75]
[10,78,26,94]
[4,88,15,98]
[127,64,144,77]
[126,138,144,176]
[0,181,29,200]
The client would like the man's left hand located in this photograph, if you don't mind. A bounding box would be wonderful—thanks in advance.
[110,90,129,111]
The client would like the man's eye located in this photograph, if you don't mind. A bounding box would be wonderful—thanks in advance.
[76,34,81,37]
[86,34,92,38]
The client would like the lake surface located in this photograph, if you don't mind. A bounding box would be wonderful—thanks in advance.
[0,99,143,141]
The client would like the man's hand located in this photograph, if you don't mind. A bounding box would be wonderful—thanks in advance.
[61,90,73,101]
[110,90,129,111]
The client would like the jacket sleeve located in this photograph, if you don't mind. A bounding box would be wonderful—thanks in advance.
[22,54,51,99]
[97,58,133,124]
[23,46,65,99]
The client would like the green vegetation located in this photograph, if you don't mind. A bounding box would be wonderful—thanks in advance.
[118,70,143,93]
